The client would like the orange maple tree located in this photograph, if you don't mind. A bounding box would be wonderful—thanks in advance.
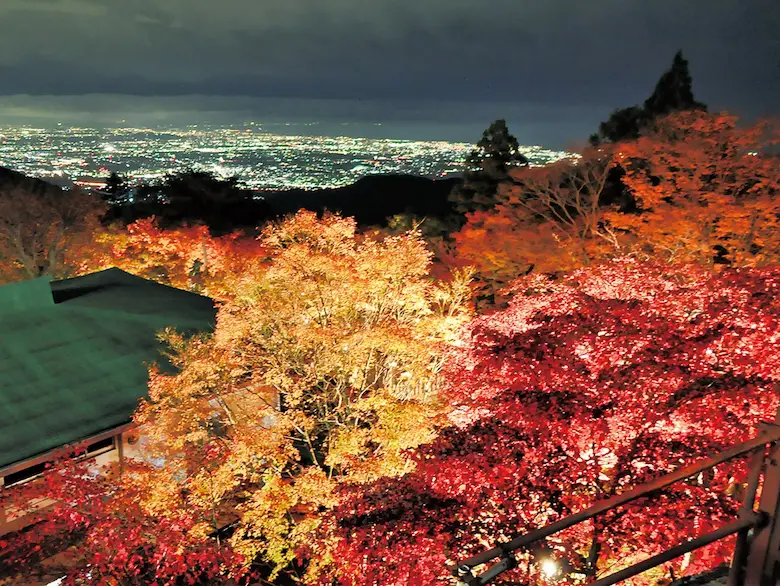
[453,150,617,302]
[84,218,268,300]
[453,111,780,304]
[606,111,780,266]
[0,184,107,283]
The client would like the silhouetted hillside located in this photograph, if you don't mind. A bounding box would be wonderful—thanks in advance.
[108,173,462,233]
[262,174,461,227]
[2,166,463,234]
[0,165,63,195]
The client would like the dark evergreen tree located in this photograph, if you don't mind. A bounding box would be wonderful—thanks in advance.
[590,105,647,145]
[643,50,707,117]
[450,119,528,214]
[102,171,129,204]
[591,50,706,145]
[158,169,247,229]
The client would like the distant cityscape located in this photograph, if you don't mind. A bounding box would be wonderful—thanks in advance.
[0,125,571,191]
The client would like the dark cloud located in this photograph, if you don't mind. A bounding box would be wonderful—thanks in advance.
[0,0,776,145]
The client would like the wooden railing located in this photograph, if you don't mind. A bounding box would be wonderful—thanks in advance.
[450,409,780,586]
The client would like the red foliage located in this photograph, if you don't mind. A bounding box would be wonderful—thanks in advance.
[322,261,780,585]
[86,218,269,300]
[0,456,248,586]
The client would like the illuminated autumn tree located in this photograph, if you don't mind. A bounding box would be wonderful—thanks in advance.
[454,149,616,303]
[1,211,471,584]
[130,211,472,580]
[91,218,268,299]
[322,261,780,585]
[0,457,247,586]
[454,111,780,306]
[0,184,107,283]
[606,111,780,266]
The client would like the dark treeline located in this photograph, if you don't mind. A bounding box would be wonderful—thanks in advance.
[102,170,462,235]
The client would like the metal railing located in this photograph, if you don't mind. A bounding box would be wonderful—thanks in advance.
[450,409,780,586]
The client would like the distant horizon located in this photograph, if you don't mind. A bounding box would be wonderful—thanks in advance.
[0,94,611,150]
[0,120,478,148]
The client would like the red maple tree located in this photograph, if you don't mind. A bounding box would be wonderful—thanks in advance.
[321,261,780,585]
[0,456,248,586]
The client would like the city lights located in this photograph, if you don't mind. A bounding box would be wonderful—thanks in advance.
[0,125,571,191]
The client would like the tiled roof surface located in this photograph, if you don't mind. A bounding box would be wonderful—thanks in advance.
[0,268,216,470]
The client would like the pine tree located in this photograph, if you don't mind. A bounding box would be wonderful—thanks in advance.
[102,171,128,204]
[450,119,528,214]
[591,50,706,145]
[643,50,707,117]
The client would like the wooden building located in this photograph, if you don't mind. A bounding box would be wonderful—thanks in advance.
[0,268,217,535]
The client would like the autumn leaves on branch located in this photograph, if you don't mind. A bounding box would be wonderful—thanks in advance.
[455,111,780,302]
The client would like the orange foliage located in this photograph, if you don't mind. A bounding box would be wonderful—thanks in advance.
[85,218,268,300]
[0,185,107,282]
[454,111,780,303]
[454,150,617,301]
[607,111,780,266]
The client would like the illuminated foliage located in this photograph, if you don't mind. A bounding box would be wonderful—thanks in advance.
[454,150,616,302]
[0,185,106,282]
[0,457,245,586]
[454,111,780,303]
[4,109,780,585]
[606,111,780,266]
[132,211,470,580]
[323,261,780,585]
[86,218,268,300]
[2,211,471,584]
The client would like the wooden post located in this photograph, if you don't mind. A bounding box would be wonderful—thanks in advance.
[117,433,125,479]
[728,446,766,586]
[744,408,780,586]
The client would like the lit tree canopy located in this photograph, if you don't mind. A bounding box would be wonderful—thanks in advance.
[88,217,268,299]
[0,184,106,282]
[2,211,473,585]
[322,261,780,585]
[608,111,780,267]
[453,111,780,304]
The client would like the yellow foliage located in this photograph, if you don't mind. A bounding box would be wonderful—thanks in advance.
[131,210,472,579]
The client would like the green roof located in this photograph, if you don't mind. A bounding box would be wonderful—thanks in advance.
[0,268,217,471]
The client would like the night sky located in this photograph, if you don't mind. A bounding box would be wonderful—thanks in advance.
[0,0,777,147]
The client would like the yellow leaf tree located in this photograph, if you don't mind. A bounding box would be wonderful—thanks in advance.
[133,210,472,580]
